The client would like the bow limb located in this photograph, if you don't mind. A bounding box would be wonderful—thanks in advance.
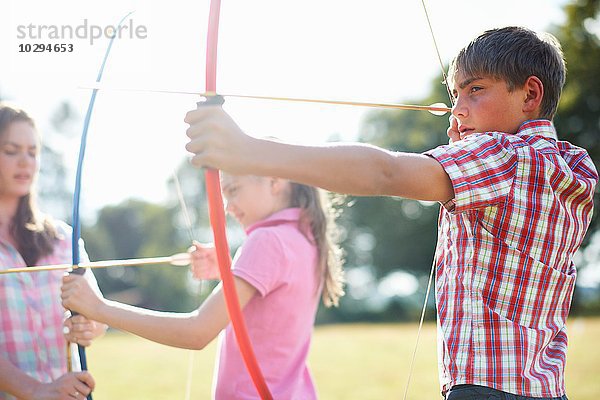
[201,1,272,399]
[70,11,133,400]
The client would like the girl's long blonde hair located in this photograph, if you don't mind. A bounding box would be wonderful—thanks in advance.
[289,183,345,307]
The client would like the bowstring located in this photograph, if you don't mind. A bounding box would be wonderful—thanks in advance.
[172,171,197,243]
[171,170,203,400]
[420,0,455,106]
[402,2,454,399]
[402,257,436,399]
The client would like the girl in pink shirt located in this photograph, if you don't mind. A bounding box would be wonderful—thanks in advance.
[62,173,345,399]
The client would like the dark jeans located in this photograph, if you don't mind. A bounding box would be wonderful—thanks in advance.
[445,385,568,400]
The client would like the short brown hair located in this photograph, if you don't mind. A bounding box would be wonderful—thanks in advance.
[448,26,566,120]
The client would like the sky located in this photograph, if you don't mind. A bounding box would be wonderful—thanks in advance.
[1,0,569,218]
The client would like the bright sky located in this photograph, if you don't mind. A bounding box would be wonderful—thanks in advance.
[1,0,568,219]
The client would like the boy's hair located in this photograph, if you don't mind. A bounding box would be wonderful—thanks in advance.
[290,183,345,307]
[448,26,566,120]
[0,102,58,266]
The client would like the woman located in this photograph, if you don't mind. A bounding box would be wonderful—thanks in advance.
[0,103,104,400]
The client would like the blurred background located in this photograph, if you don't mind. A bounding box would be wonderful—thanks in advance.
[1,0,599,398]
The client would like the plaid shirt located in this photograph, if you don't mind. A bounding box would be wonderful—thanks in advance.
[0,221,99,400]
[425,120,598,397]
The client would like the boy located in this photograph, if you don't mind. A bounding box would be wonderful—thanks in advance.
[184,27,598,399]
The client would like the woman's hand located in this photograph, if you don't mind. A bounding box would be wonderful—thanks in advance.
[189,241,220,280]
[29,371,94,400]
[63,315,105,347]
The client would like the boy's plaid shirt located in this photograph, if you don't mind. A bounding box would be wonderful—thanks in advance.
[425,120,598,397]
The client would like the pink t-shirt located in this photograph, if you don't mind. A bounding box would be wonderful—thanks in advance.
[214,208,321,400]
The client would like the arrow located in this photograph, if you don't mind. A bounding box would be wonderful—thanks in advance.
[78,83,451,115]
[0,253,191,275]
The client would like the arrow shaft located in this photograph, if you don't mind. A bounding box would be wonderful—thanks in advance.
[221,93,451,112]
[78,84,451,113]
[0,255,188,275]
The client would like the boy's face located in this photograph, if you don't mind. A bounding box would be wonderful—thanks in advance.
[450,72,529,139]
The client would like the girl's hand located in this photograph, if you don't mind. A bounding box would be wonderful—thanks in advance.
[61,275,104,320]
[63,315,101,347]
[447,115,461,143]
[189,241,220,280]
[29,371,94,400]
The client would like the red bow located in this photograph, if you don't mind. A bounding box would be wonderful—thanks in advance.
[202,1,273,398]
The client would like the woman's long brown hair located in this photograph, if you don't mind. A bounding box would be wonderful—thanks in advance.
[0,103,58,266]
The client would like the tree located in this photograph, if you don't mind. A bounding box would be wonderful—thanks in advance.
[342,77,451,280]
[83,199,202,312]
[338,0,600,318]
[553,0,600,242]
[552,0,600,312]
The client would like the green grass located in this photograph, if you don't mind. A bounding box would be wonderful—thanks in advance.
[86,317,600,399]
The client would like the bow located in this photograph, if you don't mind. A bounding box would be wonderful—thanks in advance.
[197,2,452,399]
[67,3,449,398]
[70,11,133,400]
[200,0,273,398]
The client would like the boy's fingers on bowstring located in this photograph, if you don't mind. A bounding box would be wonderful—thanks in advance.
[447,114,460,143]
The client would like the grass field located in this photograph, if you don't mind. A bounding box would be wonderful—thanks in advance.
[86,317,600,399]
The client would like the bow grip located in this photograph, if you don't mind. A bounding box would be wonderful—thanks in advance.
[197,94,225,108]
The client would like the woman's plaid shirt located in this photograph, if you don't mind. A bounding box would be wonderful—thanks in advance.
[0,221,99,399]
[425,120,598,397]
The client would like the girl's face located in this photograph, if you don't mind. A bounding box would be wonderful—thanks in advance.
[0,121,39,200]
[221,174,288,229]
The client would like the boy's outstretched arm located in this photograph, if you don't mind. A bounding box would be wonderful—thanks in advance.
[185,106,454,202]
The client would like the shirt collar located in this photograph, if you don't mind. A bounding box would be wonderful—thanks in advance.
[517,119,558,141]
[245,207,302,235]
